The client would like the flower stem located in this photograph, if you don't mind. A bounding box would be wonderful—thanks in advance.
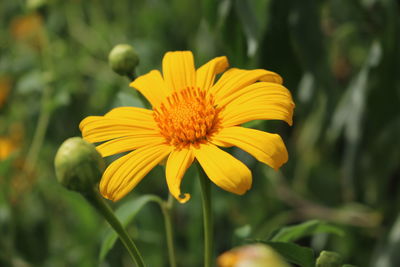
[85,189,145,267]
[197,165,213,267]
[24,28,53,175]
[25,85,51,173]
[159,195,177,267]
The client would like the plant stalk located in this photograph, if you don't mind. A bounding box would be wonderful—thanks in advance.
[159,195,177,267]
[85,189,145,267]
[197,165,213,267]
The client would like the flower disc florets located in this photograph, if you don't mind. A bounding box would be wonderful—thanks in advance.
[153,87,221,149]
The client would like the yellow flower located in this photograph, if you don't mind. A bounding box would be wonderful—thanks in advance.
[80,51,294,203]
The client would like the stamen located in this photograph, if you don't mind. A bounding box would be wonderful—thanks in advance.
[153,87,221,149]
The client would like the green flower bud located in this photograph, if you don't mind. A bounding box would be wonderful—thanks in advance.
[54,137,105,194]
[316,251,343,267]
[217,243,290,267]
[26,0,47,12]
[108,44,139,78]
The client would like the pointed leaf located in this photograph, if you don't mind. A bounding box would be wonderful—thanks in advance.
[268,220,344,242]
[263,241,315,267]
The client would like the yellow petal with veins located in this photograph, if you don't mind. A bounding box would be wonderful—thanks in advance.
[166,148,195,203]
[100,144,172,201]
[194,144,252,195]
[211,126,288,170]
[162,51,196,91]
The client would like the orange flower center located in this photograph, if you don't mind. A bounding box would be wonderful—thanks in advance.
[153,87,221,148]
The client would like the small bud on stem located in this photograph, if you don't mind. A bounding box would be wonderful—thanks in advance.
[108,44,139,80]
[54,137,145,266]
[54,137,104,194]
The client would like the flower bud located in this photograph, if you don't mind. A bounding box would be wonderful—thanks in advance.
[108,44,139,78]
[54,137,105,194]
[316,251,343,267]
[217,243,290,267]
[26,0,47,12]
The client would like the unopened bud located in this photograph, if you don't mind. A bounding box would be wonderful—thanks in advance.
[217,243,290,267]
[54,137,105,194]
[26,0,47,11]
[316,251,343,267]
[108,44,139,78]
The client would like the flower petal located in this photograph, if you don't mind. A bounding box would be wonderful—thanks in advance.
[219,82,295,127]
[211,126,288,170]
[162,51,195,91]
[104,106,154,120]
[194,143,252,195]
[79,107,157,143]
[196,56,229,91]
[166,148,195,203]
[129,70,170,108]
[100,144,172,201]
[96,135,165,157]
[210,68,283,103]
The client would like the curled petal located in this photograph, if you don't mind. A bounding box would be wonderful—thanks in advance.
[166,148,195,203]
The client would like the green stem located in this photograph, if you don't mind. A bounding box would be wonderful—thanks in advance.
[197,165,213,267]
[159,195,177,267]
[85,190,145,267]
[24,28,53,174]
[25,85,51,172]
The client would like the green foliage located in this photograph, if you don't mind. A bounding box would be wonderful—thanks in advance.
[316,251,343,267]
[254,220,345,267]
[99,194,163,262]
[0,0,399,266]
[263,241,315,267]
[268,220,344,243]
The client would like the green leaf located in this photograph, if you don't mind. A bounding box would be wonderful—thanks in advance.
[263,241,315,267]
[202,0,219,27]
[99,195,162,261]
[234,0,260,57]
[268,220,345,242]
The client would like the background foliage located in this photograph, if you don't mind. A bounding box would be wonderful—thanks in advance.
[1,0,399,266]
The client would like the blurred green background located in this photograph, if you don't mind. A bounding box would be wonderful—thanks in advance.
[1,0,400,266]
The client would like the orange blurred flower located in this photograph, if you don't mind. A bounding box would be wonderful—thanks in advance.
[0,123,24,161]
[0,137,18,161]
[11,13,45,50]
[217,244,290,267]
[0,76,12,108]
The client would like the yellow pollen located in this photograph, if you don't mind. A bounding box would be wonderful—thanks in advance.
[154,87,221,148]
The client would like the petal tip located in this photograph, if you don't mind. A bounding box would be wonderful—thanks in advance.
[177,193,191,204]
[100,189,116,202]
